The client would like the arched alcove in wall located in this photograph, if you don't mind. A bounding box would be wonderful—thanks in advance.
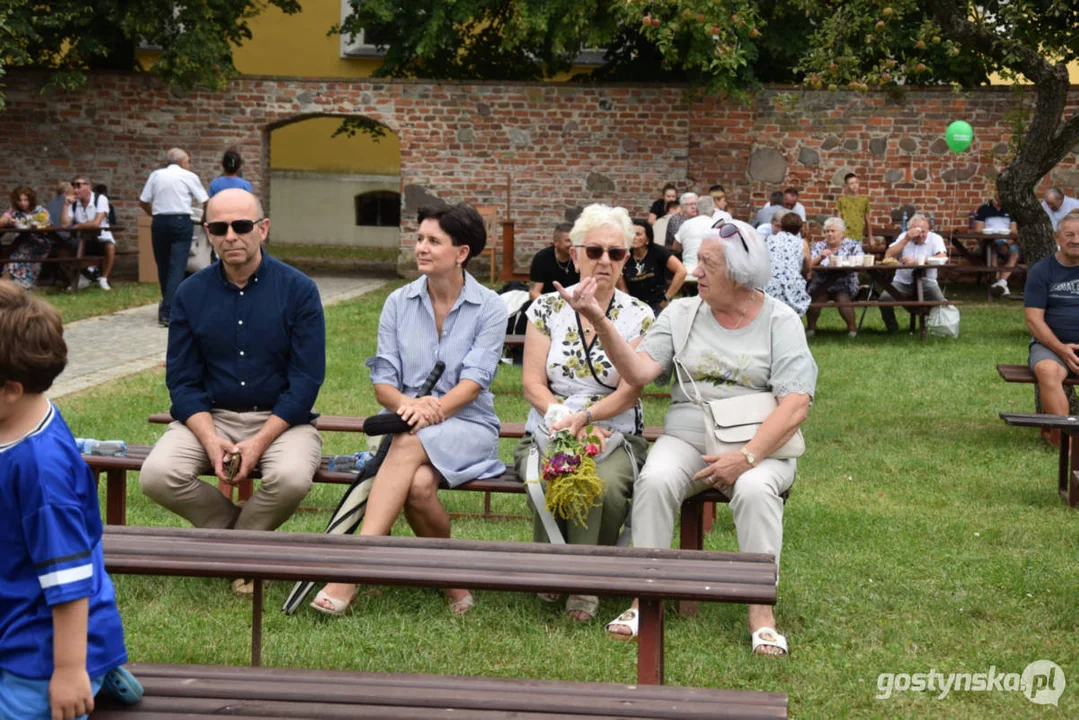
[264,114,400,249]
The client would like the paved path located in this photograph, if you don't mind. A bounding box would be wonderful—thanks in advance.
[51,274,388,399]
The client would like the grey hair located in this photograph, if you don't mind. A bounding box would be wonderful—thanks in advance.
[703,219,771,289]
[166,148,188,165]
[679,192,698,205]
[569,203,634,247]
[771,208,789,224]
[696,195,715,215]
[823,216,847,234]
[1047,186,1064,201]
[1057,210,1079,230]
[907,213,929,229]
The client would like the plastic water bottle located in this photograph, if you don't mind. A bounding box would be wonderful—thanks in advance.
[901,211,908,233]
[74,438,127,457]
[327,451,373,473]
[929,211,935,229]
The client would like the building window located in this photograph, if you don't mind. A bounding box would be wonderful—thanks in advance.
[355,191,400,227]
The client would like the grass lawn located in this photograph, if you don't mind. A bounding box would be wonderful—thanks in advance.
[37,281,161,323]
[54,281,1077,718]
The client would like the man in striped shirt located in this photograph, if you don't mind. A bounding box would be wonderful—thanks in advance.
[0,281,133,719]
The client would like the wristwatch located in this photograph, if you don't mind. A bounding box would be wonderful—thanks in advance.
[584,408,593,424]
[740,446,758,467]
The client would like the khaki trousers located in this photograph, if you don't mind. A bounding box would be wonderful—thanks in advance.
[140,409,322,531]
[631,432,795,572]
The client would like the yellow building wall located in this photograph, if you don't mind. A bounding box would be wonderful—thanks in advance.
[271,117,400,173]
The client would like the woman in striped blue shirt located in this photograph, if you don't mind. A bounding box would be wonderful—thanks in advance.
[311,204,507,617]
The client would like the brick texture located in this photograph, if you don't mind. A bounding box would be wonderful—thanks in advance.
[1,72,1075,275]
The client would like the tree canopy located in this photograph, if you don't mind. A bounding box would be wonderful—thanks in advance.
[0,0,300,111]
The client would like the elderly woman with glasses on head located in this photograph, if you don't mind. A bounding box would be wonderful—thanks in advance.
[514,204,654,623]
[555,219,817,656]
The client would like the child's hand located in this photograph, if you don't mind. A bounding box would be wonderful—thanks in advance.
[50,664,94,720]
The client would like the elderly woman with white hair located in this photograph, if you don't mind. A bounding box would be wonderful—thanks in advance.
[514,203,653,622]
[555,219,816,656]
[805,216,864,337]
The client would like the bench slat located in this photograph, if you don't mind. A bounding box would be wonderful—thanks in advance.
[91,664,787,719]
[997,363,1079,386]
[808,300,962,308]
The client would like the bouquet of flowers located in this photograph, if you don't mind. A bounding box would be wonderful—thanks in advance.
[541,424,606,527]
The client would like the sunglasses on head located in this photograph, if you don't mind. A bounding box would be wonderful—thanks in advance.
[715,221,749,253]
[582,245,628,262]
[206,219,263,236]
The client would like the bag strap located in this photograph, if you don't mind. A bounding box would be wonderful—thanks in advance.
[525,445,565,544]
[576,297,618,392]
[672,296,707,406]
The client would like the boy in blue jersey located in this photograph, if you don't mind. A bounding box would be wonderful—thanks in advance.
[0,280,140,719]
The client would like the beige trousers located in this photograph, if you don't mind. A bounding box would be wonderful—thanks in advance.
[139,409,322,531]
[631,432,796,571]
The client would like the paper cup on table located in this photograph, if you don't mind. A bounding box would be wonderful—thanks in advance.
[862,255,874,267]
[916,256,926,266]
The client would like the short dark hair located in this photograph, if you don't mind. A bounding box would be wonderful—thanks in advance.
[662,182,677,193]
[632,218,654,245]
[0,280,67,393]
[93,183,108,197]
[844,173,857,184]
[417,203,487,269]
[708,184,725,194]
[769,190,784,205]
[10,185,37,209]
[554,223,573,236]
[780,212,804,234]
[784,187,800,197]
[222,149,243,175]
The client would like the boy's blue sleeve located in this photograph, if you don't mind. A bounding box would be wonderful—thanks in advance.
[19,463,98,607]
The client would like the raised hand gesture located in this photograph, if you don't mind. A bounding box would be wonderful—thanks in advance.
[554,277,605,324]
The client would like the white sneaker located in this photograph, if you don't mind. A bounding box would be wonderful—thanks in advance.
[97,277,111,291]
[991,279,1009,297]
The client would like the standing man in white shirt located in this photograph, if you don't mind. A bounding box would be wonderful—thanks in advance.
[61,175,114,290]
[673,194,718,275]
[1041,187,1079,231]
[139,148,209,327]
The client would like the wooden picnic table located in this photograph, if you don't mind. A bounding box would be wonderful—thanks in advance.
[1,226,126,292]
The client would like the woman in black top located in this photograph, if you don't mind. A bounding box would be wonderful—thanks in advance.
[618,219,687,315]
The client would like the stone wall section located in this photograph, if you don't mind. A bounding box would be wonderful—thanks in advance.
[1,72,1076,275]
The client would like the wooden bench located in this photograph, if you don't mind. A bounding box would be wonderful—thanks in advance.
[85,443,753,557]
[996,363,1079,386]
[102,526,780,686]
[91,662,789,718]
[808,300,962,340]
[999,412,1079,508]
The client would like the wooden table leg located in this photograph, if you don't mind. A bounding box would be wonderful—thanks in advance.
[636,598,665,685]
[105,469,127,525]
[251,579,263,667]
[1070,469,1079,509]
[678,502,703,616]
[1058,432,1070,499]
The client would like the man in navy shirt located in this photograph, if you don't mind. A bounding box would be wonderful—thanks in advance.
[140,189,325,593]
[1025,212,1079,446]
[973,191,1021,296]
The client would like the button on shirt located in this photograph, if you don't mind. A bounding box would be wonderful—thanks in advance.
[140,163,209,215]
[166,253,325,425]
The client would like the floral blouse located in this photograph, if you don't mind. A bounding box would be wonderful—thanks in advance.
[764,231,810,316]
[525,287,654,435]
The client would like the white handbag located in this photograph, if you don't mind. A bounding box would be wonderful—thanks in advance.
[672,297,805,459]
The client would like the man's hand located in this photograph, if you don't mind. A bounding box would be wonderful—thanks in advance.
[693,451,751,490]
[50,664,94,720]
[200,434,237,484]
[229,435,272,484]
[901,256,916,266]
[1060,344,1079,374]
[397,396,444,432]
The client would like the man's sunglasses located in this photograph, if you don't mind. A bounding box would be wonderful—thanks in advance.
[72,181,88,187]
[715,221,749,253]
[582,245,628,262]
[205,218,264,236]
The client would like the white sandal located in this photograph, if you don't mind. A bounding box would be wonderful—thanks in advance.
[751,627,789,656]
[309,590,356,617]
[605,608,639,641]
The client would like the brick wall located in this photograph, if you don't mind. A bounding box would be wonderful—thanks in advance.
[1,71,1076,276]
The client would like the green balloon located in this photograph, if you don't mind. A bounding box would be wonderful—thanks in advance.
[945,120,973,153]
